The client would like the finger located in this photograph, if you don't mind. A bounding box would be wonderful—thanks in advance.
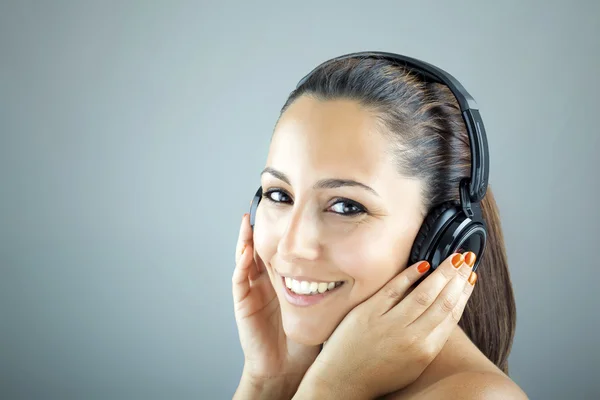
[391,252,467,322]
[235,213,252,264]
[368,260,431,315]
[232,241,255,303]
[428,270,477,344]
[410,252,476,332]
[249,247,265,281]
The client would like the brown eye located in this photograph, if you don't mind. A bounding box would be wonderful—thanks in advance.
[264,189,292,204]
[329,199,365,216]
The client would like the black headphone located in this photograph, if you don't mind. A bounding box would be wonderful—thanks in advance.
[249,51,489,272]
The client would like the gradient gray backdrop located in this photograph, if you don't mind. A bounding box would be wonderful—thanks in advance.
[1,1,599,399]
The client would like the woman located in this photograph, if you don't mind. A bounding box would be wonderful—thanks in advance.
[232,52,527,399]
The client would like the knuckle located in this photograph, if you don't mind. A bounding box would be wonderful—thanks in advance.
[405,333,420,347]
[234,245,244,263]
[463,282,474,295]
[383,285,403,301]
[415,345,436,366]
[397,274,412,290]
[440,295,456,313]
[423,342,437,358]
[457,265,472,279]
[426,343,440,360]
[415,290,433,307]
[451,306,463,322]
[437,265,455,281]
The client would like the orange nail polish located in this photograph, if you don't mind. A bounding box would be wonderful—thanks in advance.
[468,271,477,285]
[452,253,464,268]
[241,244,247,255]
[417,261,430,273]
[464,252,476,268]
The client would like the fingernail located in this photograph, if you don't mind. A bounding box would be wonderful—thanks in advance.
[464,252,476,268]
[241,244,247,255]
[417,261,430,273]
[452,253,464,268]
[468,271,478,285]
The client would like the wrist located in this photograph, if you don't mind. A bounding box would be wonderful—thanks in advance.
[293,370,371,400]
[234,368,303,400]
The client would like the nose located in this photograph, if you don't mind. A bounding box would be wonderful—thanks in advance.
[277,207,320,263]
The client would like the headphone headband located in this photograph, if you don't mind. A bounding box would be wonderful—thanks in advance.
[295,51,489,204]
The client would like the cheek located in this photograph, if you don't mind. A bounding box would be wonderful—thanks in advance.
[335,225,413,299]
[252,207,280,263]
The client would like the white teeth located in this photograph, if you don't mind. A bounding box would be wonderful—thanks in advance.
[317,282,328,293]
[300,281,310,294]
[292,279,300,293]
[285,277,343,295]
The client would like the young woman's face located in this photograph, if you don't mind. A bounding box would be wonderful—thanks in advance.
[253,95,425,345]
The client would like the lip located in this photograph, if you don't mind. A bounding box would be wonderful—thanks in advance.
[278,274,345,307]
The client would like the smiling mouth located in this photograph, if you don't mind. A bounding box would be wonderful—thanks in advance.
[282,276,345,296]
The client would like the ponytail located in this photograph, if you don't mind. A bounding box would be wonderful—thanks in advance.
[458,187,517,373]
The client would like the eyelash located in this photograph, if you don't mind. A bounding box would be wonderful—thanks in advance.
[262,188,367,216]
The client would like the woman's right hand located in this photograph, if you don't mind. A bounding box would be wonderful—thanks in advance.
[232,213,320,399]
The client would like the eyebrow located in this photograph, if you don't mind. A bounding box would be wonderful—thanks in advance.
[260,167,380,197]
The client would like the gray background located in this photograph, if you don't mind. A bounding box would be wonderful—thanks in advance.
[1,1,598,399]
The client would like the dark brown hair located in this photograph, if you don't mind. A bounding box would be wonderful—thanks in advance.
[277,56,516,373]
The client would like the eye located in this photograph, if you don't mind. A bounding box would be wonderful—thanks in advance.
[262,190,366,216]
[263,189,292,204]
[328,199,365,216]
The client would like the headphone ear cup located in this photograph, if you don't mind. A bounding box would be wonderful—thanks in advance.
[249,187,262,230]
[410,202,457,266]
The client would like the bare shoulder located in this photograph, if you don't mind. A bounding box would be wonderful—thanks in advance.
[383,329,528,399]
[395,371,528,400]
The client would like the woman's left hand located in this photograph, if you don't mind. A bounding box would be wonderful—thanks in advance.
[293,251,478,400]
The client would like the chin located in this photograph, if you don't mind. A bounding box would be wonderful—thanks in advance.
[280,308,337,346]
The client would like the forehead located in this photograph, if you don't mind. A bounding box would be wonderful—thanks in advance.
[267,96,391,180]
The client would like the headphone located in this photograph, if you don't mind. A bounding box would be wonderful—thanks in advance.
[249,51,489,272]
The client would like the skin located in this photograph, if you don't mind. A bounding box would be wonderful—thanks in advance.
[252,95,527,398]
[254,96,424,346]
